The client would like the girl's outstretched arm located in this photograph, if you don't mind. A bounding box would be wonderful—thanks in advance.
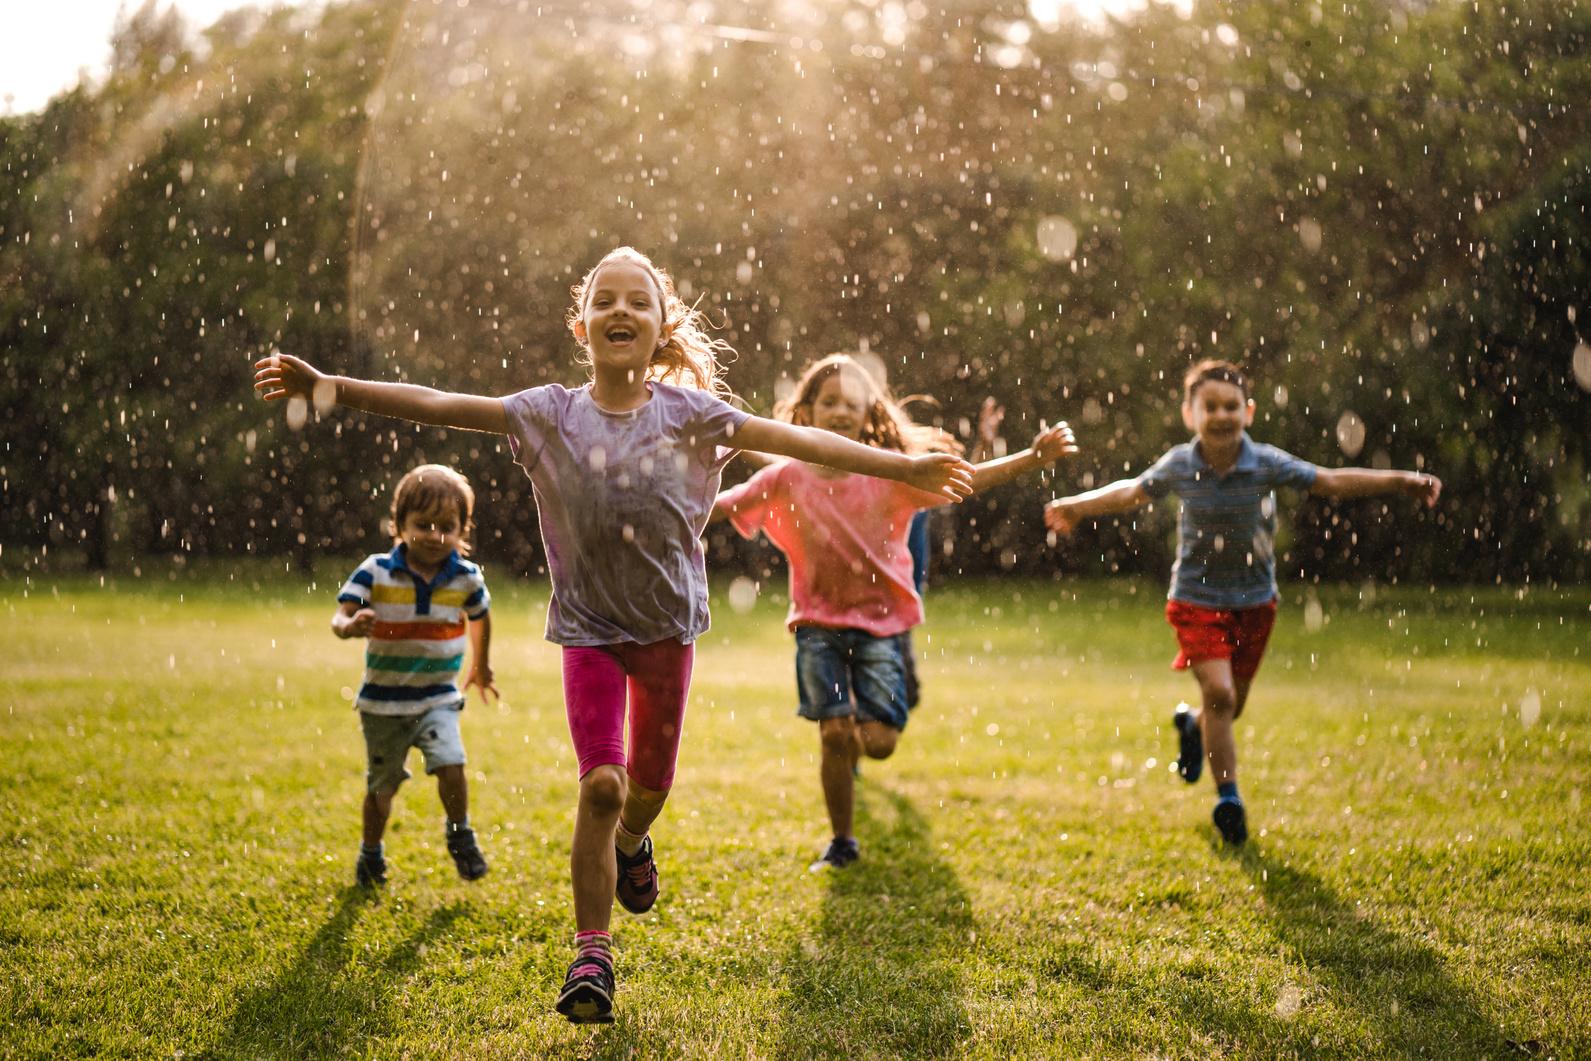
[1310,467,1441,506]
[967,420,1078,494]
[732,416,975,502]
[253,353,509,434]
[1043,477,1151,536]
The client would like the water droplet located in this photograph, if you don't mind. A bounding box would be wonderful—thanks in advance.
[727,576,758,614]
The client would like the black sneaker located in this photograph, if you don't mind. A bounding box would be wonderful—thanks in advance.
[808,836,860,872]
[615,835,659,914]
[1173,704,1203,784]
[355,849,388,888]
[555,952,615,1024]
[1213,797,1248,846]
[446,827,489,881]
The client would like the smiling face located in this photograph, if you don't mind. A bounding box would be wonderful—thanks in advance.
[397,503,464,574]
[1182,378,1255,450]
[577,259,666,376]
[809,367,873,441]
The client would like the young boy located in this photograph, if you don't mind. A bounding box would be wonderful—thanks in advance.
[334,464,498,885]
[1043,360,1440,844]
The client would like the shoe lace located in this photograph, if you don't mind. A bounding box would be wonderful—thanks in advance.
[622,849,656,888]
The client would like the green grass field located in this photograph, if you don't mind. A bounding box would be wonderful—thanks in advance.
[3,567,1587,1059]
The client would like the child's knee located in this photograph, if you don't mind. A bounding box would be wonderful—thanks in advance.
[860,724,899,759]
[818,717,857,755]
[1201,687,1238,717]
[579,764,628,815]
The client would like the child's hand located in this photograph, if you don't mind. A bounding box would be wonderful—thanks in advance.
[977,397,1005,447]
[344,607,377,638]
[465,664,499,705]
[253,351,331,405]
[1043,499,1081,536]
[1031,421,1079,464]
[910,453,976,502]
[1403,472,1442,507]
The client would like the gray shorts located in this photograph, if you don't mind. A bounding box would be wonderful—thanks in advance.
[360,705,466,795]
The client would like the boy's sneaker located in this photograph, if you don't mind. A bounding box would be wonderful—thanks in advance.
[1173,703,1204,784]
[555,951,615,1024]
[355,849,388,888]
[1213,796,1248,846]
[808,836,860,872]
[446,827,489,881]
[615,835,659,914]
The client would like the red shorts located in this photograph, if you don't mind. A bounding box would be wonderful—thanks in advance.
[1165,598,1278,683]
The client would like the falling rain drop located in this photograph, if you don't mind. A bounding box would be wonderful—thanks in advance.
[1036,216,1078,262]
[1335,411,1366,457]
[1572,341,1591,392]
[727,576,758,614]
[285,396,309,431]
[1303,596,1325,633]
[1519,689,1541,728]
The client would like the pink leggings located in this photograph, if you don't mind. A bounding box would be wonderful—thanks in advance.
[562,640,694,792]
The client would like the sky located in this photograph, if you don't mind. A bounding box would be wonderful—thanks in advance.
[0,0,1171,116]
[0,0,311,115]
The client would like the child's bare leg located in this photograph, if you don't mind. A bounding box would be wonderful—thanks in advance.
[819,717,858,838]
[362,789,396,846]
[858,720,900,760]
[1232,678,1254,720]
[1190,659,1239,785]
[434,764,469,823]
[571,764,627,931]
[617,777,669,852]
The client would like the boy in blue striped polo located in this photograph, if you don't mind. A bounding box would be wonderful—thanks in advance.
[1044,360,1440,844]
[334,464,498,885]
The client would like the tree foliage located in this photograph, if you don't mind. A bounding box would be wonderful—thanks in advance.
[2,0,1586,582]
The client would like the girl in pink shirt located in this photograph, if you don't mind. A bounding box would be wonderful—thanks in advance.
[712,354,1078,870]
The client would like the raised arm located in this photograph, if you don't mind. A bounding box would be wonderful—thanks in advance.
[1043,477,1151,535]
[968,420,1077,494]
[253,353,509,434]
[1311,467,1441,506]
[732,415,974,502]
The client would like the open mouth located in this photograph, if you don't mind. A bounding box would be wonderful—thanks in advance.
[604,325,636,343]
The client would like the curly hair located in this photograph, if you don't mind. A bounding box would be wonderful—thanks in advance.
[565,247,736,401]
[774,353,959,455]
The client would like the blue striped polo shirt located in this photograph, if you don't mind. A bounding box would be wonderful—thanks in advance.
[1138,435,1318,608]
[337,545,491,716]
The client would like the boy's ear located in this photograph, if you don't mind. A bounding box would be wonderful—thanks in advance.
[1243,398,1257,425]
[1179,400,1196,431]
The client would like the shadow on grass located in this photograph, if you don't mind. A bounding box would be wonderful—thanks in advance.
[1241,849,1534,1057]
[204,888,464,1059]
[776,786,975,1059]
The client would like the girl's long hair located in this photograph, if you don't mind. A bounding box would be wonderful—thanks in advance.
[566,247,736,401]
[774,353,960,454]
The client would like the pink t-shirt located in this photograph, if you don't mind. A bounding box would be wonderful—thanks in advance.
[717,460,945,637]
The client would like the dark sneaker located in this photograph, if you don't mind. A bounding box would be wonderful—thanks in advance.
[446,827,489,881]
[555,952,615,1024]
[615,835,659,914]
[355,849,388,888]
[1173,704,1204,784]
[808,836,860,872]
[1213,797,1248,846]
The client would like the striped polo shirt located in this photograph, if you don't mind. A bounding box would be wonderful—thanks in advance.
[337,545,491,716]
[1138,435,1318,609]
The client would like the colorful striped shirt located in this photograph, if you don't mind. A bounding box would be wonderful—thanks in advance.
[1138,435,1318,608]
[337,545,491,716]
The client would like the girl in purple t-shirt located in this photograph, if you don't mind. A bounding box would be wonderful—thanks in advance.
[711,354,1078,872]
[255,248,977,1024]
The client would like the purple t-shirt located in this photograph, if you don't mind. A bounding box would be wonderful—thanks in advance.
[501,382,748,646]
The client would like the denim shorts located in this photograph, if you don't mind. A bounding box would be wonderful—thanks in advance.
[360,704,466,794]
[794,626,910,731]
